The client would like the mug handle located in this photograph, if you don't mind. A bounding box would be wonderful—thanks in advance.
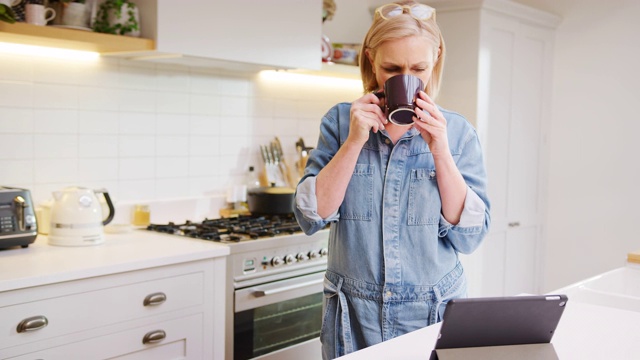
[11,0,22,7]
[44,8,56,22]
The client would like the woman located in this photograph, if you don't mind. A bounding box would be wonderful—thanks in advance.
[293,2,491,358]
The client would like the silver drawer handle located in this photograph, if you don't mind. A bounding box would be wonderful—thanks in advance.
[142,330,166,344]
[17,315,48,333]
[508,221,521,227]
[143,292,167,306]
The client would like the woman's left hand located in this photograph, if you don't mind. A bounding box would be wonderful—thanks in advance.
[413,91,450,157]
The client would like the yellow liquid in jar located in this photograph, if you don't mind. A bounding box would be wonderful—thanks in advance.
[132,206,150,226]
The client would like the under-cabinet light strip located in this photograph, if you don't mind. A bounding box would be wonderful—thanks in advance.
[259,69,363,89]
[0,42,99,61]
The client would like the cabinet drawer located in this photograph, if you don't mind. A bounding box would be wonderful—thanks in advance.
[0,271,204,348]
[7,313,203,360]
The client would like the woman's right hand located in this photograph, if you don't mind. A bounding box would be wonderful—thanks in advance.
[347,93,388,146]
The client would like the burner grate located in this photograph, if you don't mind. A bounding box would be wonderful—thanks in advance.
[146,214,303,243]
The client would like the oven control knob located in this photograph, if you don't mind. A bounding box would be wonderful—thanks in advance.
[271,256,284,267]
[320,248,329,257]
[284,254,296,265]
[308,250,320,260]
[296,252,309,262]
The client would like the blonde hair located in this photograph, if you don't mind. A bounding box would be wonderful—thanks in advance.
[359,1,446,98]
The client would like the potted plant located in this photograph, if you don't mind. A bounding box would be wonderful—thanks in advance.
[0,3,16,24]
[92,0,139,36]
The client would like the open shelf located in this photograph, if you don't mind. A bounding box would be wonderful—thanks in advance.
[0,22,154,54]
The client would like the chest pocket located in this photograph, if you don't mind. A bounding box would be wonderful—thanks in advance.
[340,164,374,221]
[407,168,441,225]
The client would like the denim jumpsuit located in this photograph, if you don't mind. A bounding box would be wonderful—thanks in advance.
[294,102,490,359]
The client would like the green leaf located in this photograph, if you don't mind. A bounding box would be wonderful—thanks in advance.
[0,4,17,23]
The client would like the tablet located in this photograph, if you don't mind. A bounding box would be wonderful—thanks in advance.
[434,294,568,350]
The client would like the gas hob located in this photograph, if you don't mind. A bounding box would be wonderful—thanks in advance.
[146,214,329,262]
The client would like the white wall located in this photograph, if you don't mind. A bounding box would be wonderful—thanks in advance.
[543,0,640,290]
[0,54,362,208]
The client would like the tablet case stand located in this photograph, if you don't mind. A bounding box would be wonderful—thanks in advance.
[435,343,559,360]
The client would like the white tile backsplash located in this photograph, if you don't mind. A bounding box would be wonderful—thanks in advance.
[0,159,33,184]
[78,87,120,111]
[156,157,189,179]
[34,158,78,183]
[157,113,189,135]
[0,108,33,133]
[119,158,155,180]
[0,81,32,108]
[78,111,119,134]
[0,134,33,159]
[119,112,156,134]
[156,135,189,157]
[79,135,118,158]
[0,54,33,82]
[33,84,78,109]
[33,134,78,159]
[77,158,119,182]
[189,136,220,156]
[189,94,219,115]
[157,66,190,93]
[118,89,156,112]
[189,115,220,135]
[119,135,156,157]
[0,53,363,207]
[156,92,190,114]
[33,109,78,133]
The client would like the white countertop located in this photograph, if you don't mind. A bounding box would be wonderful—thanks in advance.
[0,230,229,292]
[338,300,640,360]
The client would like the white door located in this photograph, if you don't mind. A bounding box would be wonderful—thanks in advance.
[475,14,551,296]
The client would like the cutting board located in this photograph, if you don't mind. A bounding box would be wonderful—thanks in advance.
[628,250,640,264]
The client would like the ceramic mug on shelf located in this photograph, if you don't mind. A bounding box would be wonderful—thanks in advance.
[25,3,55,26]
[61,1,88,28]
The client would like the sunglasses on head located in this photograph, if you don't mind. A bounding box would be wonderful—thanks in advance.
[375,3,436,21]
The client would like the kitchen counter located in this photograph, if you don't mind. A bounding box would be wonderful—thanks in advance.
[338,298,640,360]
[0,230,229,292]
[0,230,229,358]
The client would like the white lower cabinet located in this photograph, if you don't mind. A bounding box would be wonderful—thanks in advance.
[9,314,202,360]
[0,258,224,359]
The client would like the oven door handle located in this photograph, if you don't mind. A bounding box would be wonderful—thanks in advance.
[236,271,325,312]
[254,278,324,297]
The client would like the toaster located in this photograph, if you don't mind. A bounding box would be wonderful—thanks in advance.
[0,186,37,249]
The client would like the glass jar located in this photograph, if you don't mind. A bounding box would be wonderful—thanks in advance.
[131,204,150,227]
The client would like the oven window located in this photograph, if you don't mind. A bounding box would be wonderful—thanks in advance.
[234,292,323,359]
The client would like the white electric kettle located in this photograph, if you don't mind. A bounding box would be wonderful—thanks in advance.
[48,187,115,246]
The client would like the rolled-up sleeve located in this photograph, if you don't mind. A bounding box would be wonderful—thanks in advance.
[438,127,491,254]
[294,104,345,235]
[295,176,339,235]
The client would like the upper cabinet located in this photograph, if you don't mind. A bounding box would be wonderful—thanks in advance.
[127,0,323,70]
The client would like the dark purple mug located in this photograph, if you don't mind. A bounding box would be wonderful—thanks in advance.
[375,74,424,126]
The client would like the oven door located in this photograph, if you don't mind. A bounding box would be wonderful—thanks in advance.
[234,271,325,360]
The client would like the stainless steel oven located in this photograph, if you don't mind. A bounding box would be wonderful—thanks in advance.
[226,230,329,360]
[234,271,324,359]
[146,215,329,360]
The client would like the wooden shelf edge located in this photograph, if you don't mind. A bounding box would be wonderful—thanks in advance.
[0,22,154,54]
